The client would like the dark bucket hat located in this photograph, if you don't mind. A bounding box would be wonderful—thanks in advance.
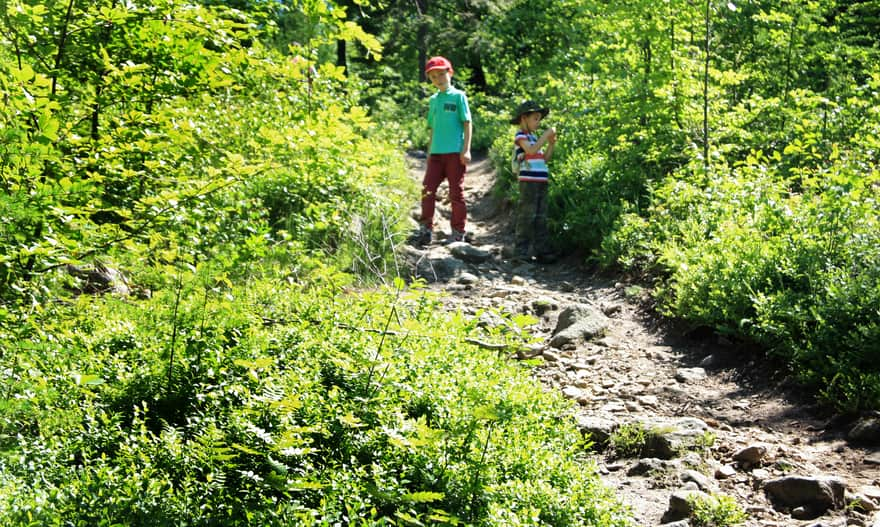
[510,100,549,124]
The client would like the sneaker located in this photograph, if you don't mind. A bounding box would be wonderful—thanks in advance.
[408,225,432,247]
[443,229,468,245]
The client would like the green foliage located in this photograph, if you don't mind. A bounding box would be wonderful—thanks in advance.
[4,0,880,522]
[0,274,630,526]
[608,422,654,459]
[688,494,747,527]
[0,0,412,304]
[365,0,880,412]
[608,143,880,412]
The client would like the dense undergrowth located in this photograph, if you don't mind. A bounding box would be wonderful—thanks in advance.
[0,272,628,525]
[2,0,878,523]
[439,0,880,414]
[0,0,631,524]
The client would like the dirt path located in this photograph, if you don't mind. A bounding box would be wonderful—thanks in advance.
[402,152,880,527]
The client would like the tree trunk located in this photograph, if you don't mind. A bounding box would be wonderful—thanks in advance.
[780,13,798,133]
[337,39,347,73]
[641,33,651,128]
[703,0,711,173]
[52,0,77,96]
[416,0,428,82]
[469,53,488,92]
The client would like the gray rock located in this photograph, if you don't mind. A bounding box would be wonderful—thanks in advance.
[627,458,677,476]
[681,469,713,492]
[602,303,622,316]
[733,444,768,466]
[575,415,615,448]
[639,417,711,459]
[699,353,722,368]
[457,272,479,284]
[66,263,131,296]
[542,349,561,362]
[448,242,492,263]
[549,303,609,348]
[802,519,851,527]
[849,416,880,446]
[764,475,846,515]
[661,489,708,523]
[510,275,527,285]
[791,506,815,520]
[674,367,707,383]
[715,464,736,479]
[532,296,559,315]
[477,310,505,329]
[408,250,467,282]
[562,385,585,401]
[752,468,771,480]
[861,485,880,503]
[515,344,544,359]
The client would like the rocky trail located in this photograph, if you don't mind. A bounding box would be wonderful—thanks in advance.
[400,152,880,527]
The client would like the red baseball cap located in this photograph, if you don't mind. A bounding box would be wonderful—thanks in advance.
[425,56,453,75]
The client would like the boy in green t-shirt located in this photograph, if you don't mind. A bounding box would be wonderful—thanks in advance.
[411,56,472,246]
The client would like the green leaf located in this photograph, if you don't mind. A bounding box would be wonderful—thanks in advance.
[403,491,444,503]
[511,313,539,329]
[72,373,105,386]
[289,480,325,491]
[231,443,264,456]
[13,64,34,82]
[394,512,425,526]
[338,412,365,428]
[473,405,499,421]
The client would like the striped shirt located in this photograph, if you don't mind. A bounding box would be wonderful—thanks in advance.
[514,131,549,182]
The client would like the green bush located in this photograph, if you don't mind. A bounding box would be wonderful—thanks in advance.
[0,276,630,526]
[607,147,880,412]
[608,422,649,459]
[688,494,746,527]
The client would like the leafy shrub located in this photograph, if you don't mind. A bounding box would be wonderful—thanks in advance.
[0,275,630,526]
[607,145,880,412]
[688,494,747,527]
[609,422,649,459]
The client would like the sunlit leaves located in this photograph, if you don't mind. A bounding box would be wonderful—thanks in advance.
[338,20,382,60]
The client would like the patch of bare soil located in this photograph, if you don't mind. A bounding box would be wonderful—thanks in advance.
[402,152,880,526]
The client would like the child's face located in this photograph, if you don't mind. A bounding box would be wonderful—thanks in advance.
[427,69,451,90]
[523,112,543,132]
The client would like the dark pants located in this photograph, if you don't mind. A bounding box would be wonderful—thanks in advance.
[515,180,549,256]
[421,153,467,232]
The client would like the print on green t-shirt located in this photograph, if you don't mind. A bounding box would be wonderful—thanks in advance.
[427,87,471,155]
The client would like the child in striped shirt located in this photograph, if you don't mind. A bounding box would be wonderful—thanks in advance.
[510,100,557,262]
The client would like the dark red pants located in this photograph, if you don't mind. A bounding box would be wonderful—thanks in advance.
[421,153,467,232]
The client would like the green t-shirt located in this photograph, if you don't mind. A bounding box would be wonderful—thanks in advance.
[427,86,471,155]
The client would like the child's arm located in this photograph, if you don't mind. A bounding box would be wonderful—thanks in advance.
[516,127,556,155]
[460,121,472,165]
[544,129,557,161]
